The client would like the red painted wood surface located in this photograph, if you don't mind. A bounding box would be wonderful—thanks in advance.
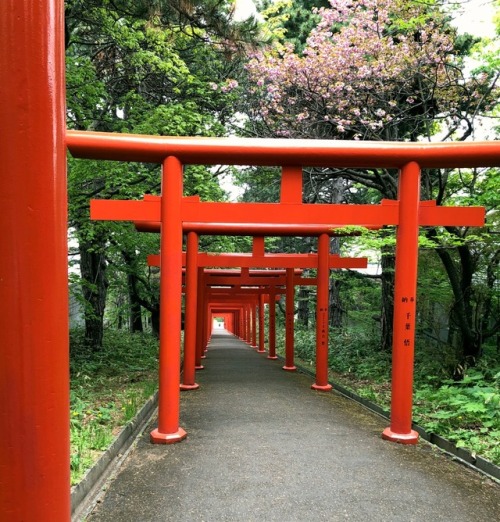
[0,1,70,519]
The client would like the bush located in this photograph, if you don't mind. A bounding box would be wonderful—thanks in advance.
[70,329,159,484]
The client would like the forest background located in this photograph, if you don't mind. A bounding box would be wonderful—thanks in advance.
[66,0,500,483]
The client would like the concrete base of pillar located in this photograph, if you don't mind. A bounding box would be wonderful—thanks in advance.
[150,427,187,445]
[180,383,200,391]
[311,383,332,392]
[381,427,419,445]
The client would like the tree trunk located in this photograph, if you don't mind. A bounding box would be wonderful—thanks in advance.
[435,245,481,365]
[151,306,160,338]
[297,284,310,327]
[79,235,108,352]
[329,277,343,328]
[128,273,144,333]
[380,249,395,352]
[329,237,343,328]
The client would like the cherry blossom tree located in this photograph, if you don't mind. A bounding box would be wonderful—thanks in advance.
[238,0,498,359]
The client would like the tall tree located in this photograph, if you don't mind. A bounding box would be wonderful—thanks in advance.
[66,0,258,350]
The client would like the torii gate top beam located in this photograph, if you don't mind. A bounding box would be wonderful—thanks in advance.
[67,130,500,169]
[135,221,377,236]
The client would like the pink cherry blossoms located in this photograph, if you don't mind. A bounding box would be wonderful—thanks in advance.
[245,0,482,141]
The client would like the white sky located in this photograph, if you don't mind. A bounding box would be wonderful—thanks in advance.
[233,0,259,21]
[451,0,497,37]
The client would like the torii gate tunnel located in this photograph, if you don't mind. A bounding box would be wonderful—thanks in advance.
[145,242,367,393]
[77,133,488,445]
[1,2,499,520]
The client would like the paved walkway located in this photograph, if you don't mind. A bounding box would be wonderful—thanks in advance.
[88,331,500,521]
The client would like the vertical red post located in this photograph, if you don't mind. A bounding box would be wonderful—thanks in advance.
[251,300,257,348]
[180,231,199,390]
[245,304,251,344]
[150,157,187,444]
[253,235,265,256]
[257,293,266,353]
[0,1,70,520]
[195,268,205,369]
[382,162,420,444]
[239,309,244,339]
[202,285,209,355]
[238,308,243,339]
[267,290,278,360]
[312,234,333,391]
[281,166,303,203]
[206,304,212,346]
[283,268,297,371]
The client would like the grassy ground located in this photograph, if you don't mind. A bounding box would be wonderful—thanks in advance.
[70,329,159,485]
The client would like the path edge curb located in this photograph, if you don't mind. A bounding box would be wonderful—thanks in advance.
[278,355,500,484]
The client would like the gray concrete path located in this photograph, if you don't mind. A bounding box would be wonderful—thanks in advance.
[88,331,500,521]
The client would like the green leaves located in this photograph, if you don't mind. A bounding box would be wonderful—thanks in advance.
[413,368,500,461]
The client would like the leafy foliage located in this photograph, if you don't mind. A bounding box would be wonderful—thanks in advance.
[70,328,159,483]
[65,0,261,350]
[414,368,500,462]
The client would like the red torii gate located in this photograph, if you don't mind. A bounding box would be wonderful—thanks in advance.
[1,3,498,518]
[147,243,367,392]
[82,136,487,448]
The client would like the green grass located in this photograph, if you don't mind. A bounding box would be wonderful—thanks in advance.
[70,329,159,485]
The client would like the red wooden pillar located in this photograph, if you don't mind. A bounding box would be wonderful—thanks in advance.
[312,234,333,391]
[267,289,278,360]
[206,300,212,346]
[245,304,251,344]
[239,308,244,339]
[195,268,205,369]
[241,305,246,341]
[237,309,243,338]
[202,285,209,355]
[150,157,187,444]
[382,162,420,444]
[251,300,257,348]
[0,1,70,518]
[283,268,297,371]
[257,293,266,353]
[180,231,199,390]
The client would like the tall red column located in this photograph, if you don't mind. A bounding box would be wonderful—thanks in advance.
[283,268,297,371]
[195,268,205,369]
[257,293,266,353]
[150,157,187,444]
[245,304,251,344]
[382,162,420,444]
[205,299,212,348]
[267,290,278,360]
[251,300,257,348]
[239,309,244,339]
[0,1,70,519]
[312,234,333,391]
[180,231,199,390]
